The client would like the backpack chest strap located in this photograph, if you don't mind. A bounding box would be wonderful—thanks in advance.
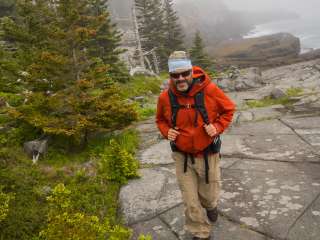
[168,89,209,127]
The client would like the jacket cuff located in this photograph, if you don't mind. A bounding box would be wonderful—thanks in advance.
[161,126,170,139]
[213,122,223,134]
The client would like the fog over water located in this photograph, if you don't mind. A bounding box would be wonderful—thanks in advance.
[223,0,320,51]
[174,0,320,50]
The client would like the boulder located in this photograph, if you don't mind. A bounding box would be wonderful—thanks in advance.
[23,139,48,164]
[215,67,263,92]
[270,88,286,99]
[0,97,6,107]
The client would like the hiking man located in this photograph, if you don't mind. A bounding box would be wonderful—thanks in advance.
[156,51,235,239]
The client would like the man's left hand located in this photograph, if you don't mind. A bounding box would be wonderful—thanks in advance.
[204,124,217,137]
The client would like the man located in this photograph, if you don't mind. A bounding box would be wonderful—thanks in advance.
[156,51,235,239]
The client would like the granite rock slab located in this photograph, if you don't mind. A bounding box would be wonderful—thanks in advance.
[131,217,179,240]
[140,140,173,165]
[120,168,182,224]
[220,159,320,239]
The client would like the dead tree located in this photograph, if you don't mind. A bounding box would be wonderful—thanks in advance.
[132,5,146,69]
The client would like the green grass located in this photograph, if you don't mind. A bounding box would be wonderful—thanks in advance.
[246,87,304,108]
[120,75,163,99]
[246,96,292,108]
[118,74,163,121]
[286,87,304,97]
[135,105,156,120]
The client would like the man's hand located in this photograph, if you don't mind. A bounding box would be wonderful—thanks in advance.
[168,128,180,141]
[204,124,217,137]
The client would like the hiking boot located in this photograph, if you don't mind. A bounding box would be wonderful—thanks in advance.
[206,207,218,222]
[192,236,211,240]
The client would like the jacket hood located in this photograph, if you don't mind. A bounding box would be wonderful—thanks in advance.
[169,66,211,97]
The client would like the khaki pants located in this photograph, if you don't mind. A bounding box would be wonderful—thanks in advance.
[172,152,221,238]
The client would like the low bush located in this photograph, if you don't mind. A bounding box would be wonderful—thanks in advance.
[99,139,139,184]
[38,184,132,240]
[0,186,14,223]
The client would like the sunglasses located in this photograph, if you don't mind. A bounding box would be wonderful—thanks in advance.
[170,70,192,79]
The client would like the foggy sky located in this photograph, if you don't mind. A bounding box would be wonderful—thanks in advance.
[223,0,320,17]
[175,0,320,18]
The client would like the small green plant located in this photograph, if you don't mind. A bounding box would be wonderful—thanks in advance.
[99,139,139,184]
[39,183,132,240]
[0,186,14,223]
[136,105,156,120]
[138,233,153,240]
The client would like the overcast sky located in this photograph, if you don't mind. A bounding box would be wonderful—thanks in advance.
[175,0,320,18]
[223,0,320,17]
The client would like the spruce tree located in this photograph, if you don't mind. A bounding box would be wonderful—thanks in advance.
[87,0,129,82]
[190,31,213,71]
[163,0,184,56]
[0,0,137,146]
[134,0,166,71]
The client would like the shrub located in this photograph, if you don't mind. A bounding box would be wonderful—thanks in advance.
[138,234,153,240]
[0,186,14,223]
[99,139,139,184]
[39,183,132,240]
[135,105,156,120]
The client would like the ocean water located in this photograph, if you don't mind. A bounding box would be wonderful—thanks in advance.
[244,16,320,53]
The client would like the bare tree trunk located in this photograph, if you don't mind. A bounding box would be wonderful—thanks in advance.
[72,48,80,81]
[144,56,152,71]
[152,50,160,74]
[132,5,145,69]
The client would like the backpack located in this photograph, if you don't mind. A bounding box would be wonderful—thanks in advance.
[168,88,221,183]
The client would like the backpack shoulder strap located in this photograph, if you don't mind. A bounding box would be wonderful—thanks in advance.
[194,90,209,125]
[168,89,180,127]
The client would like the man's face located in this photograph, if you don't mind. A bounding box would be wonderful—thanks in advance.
[170,69,193,92]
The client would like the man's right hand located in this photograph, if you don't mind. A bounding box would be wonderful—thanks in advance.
[168,128,180,141]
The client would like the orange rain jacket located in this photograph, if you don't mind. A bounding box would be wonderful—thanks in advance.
[156,66,236,154]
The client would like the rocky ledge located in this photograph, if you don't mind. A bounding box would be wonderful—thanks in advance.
[213,33,302,68]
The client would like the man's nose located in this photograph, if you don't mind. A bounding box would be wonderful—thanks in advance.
[178,74,184,80]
